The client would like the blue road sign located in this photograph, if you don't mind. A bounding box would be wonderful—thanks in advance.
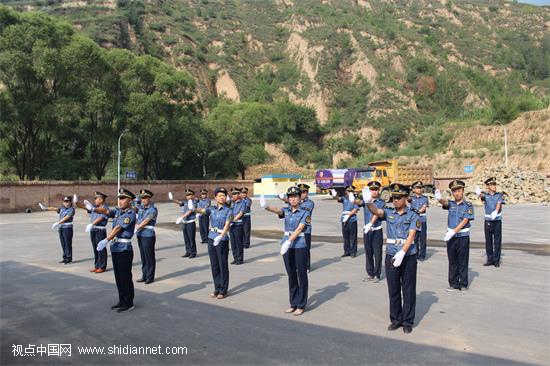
[464,165,474,173]
[125,171,137,180]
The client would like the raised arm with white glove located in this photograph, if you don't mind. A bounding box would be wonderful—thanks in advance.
[38,203,47,211]
[73,194,78,204]
[278,192,286,200]
[348,191,355,202]
[168,191,174,200]
[83,200,94,212]
[259,194,267,208]
[362,187,373,204]
[434,189,442,201]
[187,199,194,210]
[475,186,482,196]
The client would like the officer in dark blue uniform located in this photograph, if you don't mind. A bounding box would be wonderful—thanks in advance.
[78,191,109,273]
[240,187,252,249]
[409,181,429,261]
[197,189,211,244]
[261,186,310,316]
[331,186,359,257]
[40,196,76,264]
[365,183,420,334]
[229,187,246,265]
[195,187,233,299]
[435,180,475,292]
[175,190,198,258]
[134,189,158,284]
[476,177,504,267]
[357,181,385,283]
[89,188,137,312]
[298,183,314,272]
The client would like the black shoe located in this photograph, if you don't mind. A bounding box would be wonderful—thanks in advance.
[387,323,401,331]
[145,279,154,284]
[137,278,146,283]
[403,325,413,334]
[117,305,135,313]
[230,260,237,264]
[111,302,122,310]
[64,261,72,265]
[350,253,357,258]
[483,262,494,266]
[189,254,196,258]
[341,253,350,258]
[235,260,243,265]
[244,245,250,249]
[59,260,66,264]
[182,253,190,258]
[494,262,500,267]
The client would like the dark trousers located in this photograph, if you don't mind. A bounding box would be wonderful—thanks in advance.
[447,236,470,288]
[364,229,383,278]
[283,247,308,309]
[137,235,156,281]
[342,221,358,255]
[90,229,107,270]
[230,224,244,262]
[183,222,197,255]
[484,220,502,264]
[305,233,312,270]
[243,215,251,248]
[208,238,229,295]
[58,227,73,262]
[199,214,209,243]
[385,254,417,327]
[415,221,428,259]
[112,250,134,307]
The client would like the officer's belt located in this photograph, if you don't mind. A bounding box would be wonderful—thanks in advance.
[484,213,502,218]
[182,219,196,224]
[142,225,155,230]
[210,227,223,233]
[92,225,106,230]
[371,225,382,231]
[60,223,73,227]
[341,211,351,215]
[115,238,132,243]
[386,238,405,245]
[419,213,427,217]
[284,231,305,237]
[448,227,470,233]
[232,219,243,223]
[244,212,251,216]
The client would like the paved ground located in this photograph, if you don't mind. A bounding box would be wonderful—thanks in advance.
[1,197,549,365]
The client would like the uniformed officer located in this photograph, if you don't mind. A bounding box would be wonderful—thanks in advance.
[260,186,310,316]
[229,187,246,265]
[356,181,385,283]
[240,187,252,249]
[330,186,359,257]
[409,181,429,261]
[364,183,420,334]
[195,187,233,299]
[134,189,158,284]
[435,180,474,292]
[173,190,198,258]
[87,188,137,312]
[197,189,211,244]
[77,191,109,273]
[39,195,76,264]
[476,177,504,267]
[297,183,314,272]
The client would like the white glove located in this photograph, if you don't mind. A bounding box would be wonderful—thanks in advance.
[280,239,292,255]
[213,235,222,247]
[38,202,47,211]
[73,194,78,204]
[475,186,482,196]
[168,191,174,200]
[444,228,455,242]
[330,189,337,197]
[362,187,372,203]
[434,189,442,201]
[490,210,498,220]
[85,223,93,233]
[96,238,110,251]
[227,195,232,203]
[196,213,202,218]
[348,191,355,202]
[259,194,267,208]
[278,192,285,200]
[51,222,60,230]
[342,214,350,223]
[364,223,373,233]
[134,226,141,234]
[176,216,184,224]
[83,199,94,211]
[392,250,406,267]
[187,199,194,210]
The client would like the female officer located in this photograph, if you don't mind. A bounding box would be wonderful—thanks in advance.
[39,195,75,264]
[260,186,310,316]
[194,187,233,299]
[77,191,109,273]
[134,189,158,284]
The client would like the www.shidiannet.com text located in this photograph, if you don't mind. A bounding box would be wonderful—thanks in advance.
[11,343,188,358]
